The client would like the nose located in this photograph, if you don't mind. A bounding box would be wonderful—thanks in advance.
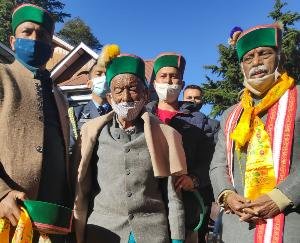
[121,88,131,102]
[167,74,173,84]
[252,53,263,66]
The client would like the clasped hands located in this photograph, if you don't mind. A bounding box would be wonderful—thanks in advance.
[225,192,280,223]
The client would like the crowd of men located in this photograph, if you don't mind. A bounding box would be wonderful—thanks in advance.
[0,3,299,243]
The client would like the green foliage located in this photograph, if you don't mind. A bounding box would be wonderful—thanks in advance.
[202,0,300,118]
[202,44,244,118]
[0,0,70,46]
[0,0,15,46]
[269,0,300,82]
[57,17,102,51]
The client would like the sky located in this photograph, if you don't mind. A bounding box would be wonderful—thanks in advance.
[58,0,300,115]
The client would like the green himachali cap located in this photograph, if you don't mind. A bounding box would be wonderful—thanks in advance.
[106,54,146,87]
[23,200,73,234]
[12,4,55,34]
[153,53,186,76]
[236,23,282,61]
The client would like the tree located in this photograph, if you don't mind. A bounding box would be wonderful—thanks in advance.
[202,0,300,118]
[57,17,102,51]
[0,0,70,46]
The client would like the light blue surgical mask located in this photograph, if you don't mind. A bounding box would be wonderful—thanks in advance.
[14,38,52,68]
[91,75,109,98]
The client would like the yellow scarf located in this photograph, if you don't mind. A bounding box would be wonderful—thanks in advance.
[0,207,32,243]
[230,72,294,199]
[0,208,51,243]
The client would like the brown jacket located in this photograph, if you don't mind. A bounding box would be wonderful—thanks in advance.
[0,60,71,200]
[73,111,187,242]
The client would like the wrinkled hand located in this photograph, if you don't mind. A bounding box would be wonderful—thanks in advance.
[0,190,26,226]
[240,194,280,222]
[175,175,194,191]
[225,192,251,217]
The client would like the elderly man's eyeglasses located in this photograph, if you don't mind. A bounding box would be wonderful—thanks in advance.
[242,50,276,64]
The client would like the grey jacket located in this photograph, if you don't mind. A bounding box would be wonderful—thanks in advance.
[87,116,182,243]
[210,85,300,242]
[73,111,186,243]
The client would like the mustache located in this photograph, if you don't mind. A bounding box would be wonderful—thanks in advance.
[249,65,268,77]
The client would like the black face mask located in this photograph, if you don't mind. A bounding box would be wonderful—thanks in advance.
[188,102,203,112]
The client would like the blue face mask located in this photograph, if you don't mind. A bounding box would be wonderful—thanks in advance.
[14,38,52,68]
[91,75,109,98]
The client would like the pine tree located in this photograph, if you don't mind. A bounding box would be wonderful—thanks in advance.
[0,0,70,46]
[57,17,102,51]
[202,0,300,118]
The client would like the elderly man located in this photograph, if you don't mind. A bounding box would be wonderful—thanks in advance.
[73,52,187,243]
[0,4,72,242]
[147,53,215,243]
[210,23,300,242]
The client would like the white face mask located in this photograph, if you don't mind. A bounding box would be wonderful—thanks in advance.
[111,99,145,121]
[91,75,109,98]
[154,82,182,103]
[242,64,280,96]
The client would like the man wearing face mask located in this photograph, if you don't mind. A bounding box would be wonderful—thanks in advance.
[73,48,187,243]
[183,84,220,144]
[210,23,300,243]
[0,4,73,242]
[147,53,215,243]
[69,59,111,152]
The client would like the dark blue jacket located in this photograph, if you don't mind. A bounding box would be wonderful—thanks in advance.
[146,101,217,229]
[69,100,111,152]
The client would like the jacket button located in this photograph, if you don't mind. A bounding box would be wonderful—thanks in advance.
[127,192,132,197]
[126,169,131,175]
[128,214,134,220]
[34,177,40,183]
[36,146,43,153]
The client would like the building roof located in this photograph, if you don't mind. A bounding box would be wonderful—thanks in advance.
[58,73,89,87]
[52,35,74,51]
[145,60,153,83]
[51,42,98,83]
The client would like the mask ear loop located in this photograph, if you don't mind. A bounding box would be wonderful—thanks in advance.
[274,54,281,80]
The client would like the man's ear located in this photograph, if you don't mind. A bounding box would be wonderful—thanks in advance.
[106,93,112,105]
[86,79,93,89]
[10,36,16,51]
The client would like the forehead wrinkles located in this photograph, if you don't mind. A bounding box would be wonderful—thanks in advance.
[111,74,139,87]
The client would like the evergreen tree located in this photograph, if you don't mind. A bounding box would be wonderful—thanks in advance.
[0,0,70,46]
[202,0,300,118]
[57,17,102,51]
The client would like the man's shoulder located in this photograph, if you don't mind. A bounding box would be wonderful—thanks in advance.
[80,111,114,137]
[145,100,158,114]
[73,101,94,119]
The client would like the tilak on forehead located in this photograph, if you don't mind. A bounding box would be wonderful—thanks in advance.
[11,3,55,34]
[229,23,282,61]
